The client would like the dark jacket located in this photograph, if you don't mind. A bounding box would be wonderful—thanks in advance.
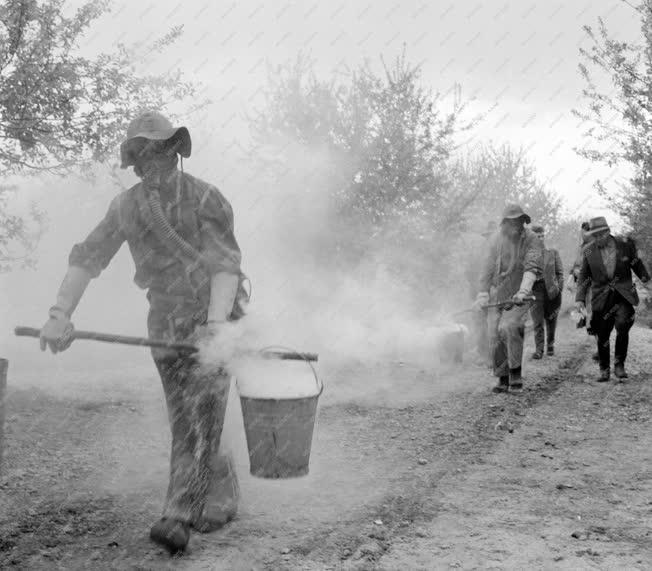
[575,235,650,313]
[539,248,564,299]
[479,227,543,302]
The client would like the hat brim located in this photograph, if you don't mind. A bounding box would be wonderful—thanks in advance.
[502,213,531,224]
[120,126,191,168]
[586,225,610,235]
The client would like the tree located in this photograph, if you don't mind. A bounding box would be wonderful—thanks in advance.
[0,0,200,267]
[453,144,562,233]
[247,51,477,307]
[547,216,586,276]
[574,0,652,255]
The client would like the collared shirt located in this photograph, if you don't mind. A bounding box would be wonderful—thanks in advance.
[69,170,242,307]
[599,236,617,279]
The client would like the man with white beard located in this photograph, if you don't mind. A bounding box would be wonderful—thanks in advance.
[475,204,543,394]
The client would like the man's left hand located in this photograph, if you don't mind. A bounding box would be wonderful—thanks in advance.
[512,290,529,305]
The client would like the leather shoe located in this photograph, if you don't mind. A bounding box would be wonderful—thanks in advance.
[597,369,610,383]
[150,518,190,553]
[614,363,628,379]
[546,347,554,356]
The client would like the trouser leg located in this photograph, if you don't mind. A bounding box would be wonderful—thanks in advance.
[594,310,615,370]
[544,294,561,349]
[545,314,557,348]
[498,304,530,373]
[488,307,508,378]
[613,301,635,365]
[154,356,231,524]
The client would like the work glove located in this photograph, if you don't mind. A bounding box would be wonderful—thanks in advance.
[512,290,529,305]
[474,291,489,310]
[40,311,75,353]
[40,266,91,354]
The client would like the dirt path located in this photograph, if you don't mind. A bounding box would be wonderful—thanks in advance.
[376,328,652,571]
[1,320,651,570]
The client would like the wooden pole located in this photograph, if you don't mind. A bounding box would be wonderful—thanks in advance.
[0,358,7,474]
[14,326,318,362]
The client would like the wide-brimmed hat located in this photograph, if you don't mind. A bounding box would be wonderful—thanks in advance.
[501,203,531,224]
[481,220,497,237]
[586,216,610,235]
[120,110,191,168]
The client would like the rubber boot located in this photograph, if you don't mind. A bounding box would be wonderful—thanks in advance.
[150,518,190,553]
[492,375,509,393]
[191,454,239,533]
[509,367,523,393]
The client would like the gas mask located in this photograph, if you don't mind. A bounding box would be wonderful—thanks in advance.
[125,138,180,188]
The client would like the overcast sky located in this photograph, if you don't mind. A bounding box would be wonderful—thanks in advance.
[75,0,642,218]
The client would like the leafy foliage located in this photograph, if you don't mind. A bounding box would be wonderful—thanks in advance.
[0,0,199,267]
[249,51,476,297]
[248,52,564,310]
[574,0,652,254]
[453,144,562,234]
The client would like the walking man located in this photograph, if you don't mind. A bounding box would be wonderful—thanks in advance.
[476,204,543,393]
[575,216,651,381]
[529,224,563,358]
[38,111,247,553]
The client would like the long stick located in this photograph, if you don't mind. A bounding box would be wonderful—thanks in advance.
[14,326,318,362]
[448,295,536,319]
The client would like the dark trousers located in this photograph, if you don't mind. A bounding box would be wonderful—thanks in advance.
[591,294,635,370]
[530,281,562,352]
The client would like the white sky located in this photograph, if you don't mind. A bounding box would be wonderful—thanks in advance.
[75,0,641,219]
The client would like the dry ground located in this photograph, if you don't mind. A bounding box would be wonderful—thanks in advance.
[1,317,651,570]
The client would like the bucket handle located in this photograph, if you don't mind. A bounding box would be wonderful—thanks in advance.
[258,344,323,396]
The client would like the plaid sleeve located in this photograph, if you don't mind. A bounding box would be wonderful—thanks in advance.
[198,185,242,275]
[68,196,126,278]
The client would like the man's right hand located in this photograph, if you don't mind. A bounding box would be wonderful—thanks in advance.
[39,313,75,354]
[474,291,490,309]
[575,301,586,314]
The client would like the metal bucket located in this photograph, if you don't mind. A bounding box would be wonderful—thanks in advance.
[237,353,322,479]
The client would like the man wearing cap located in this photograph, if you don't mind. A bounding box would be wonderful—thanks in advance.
[529,225,564,358]
[38,111,246,553]
[476,204,543,393]
[575,216,651,381]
